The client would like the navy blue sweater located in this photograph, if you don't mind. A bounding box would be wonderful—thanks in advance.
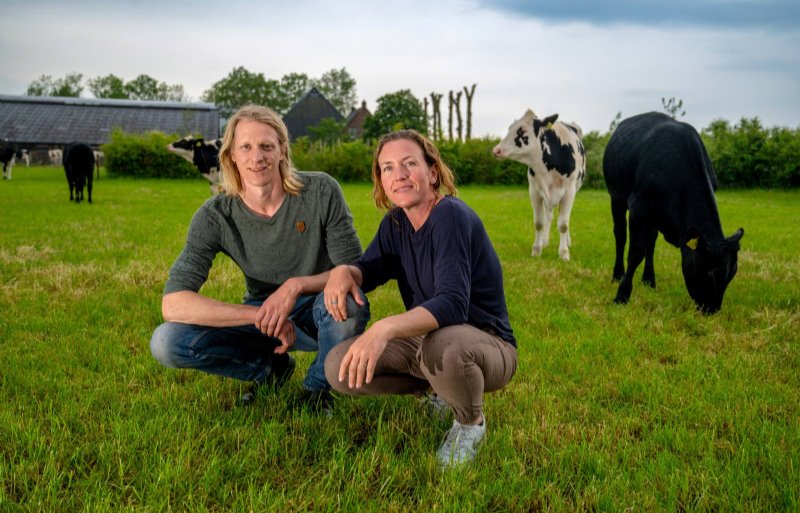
[356,196,516,346]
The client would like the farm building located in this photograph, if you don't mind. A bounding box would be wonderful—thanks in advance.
[282,87,343,141]
[0,94,219,164]
[344,100,371,139]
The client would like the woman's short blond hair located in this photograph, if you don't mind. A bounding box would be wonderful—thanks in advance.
[371,129,458,209]
[219,104,303,196]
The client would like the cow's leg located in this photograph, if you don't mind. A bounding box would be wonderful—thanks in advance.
[87,175,93,204]
[530,188,547,257]
[614,200,649,304]
[556,185,578,261]
[611,198,627,281]
[641,227,658,287]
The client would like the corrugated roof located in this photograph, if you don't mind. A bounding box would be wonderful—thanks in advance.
[0,95,219,146]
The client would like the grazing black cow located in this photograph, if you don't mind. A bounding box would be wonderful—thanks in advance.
[1,139,16,180]
[603,112,744,314]
[63,142,95,203]
[167,136,223,194]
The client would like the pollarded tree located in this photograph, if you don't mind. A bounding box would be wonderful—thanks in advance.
[362,89,427,141]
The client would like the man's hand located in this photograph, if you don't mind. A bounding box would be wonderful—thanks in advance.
[338,325,389,389]
[255,279,301,336]
[324,265,364,322]
[273,319,296,354]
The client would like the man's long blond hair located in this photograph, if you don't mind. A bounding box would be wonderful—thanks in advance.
[219,104,303,196]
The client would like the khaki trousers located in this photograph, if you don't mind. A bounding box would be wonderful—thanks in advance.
[325,324,517,424]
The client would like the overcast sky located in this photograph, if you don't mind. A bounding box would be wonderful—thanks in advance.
[1,0,798,137]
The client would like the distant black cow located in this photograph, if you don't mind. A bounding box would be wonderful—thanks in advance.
[167,136,223,194]
[63,142,95,203]
[603,112,744,314]
[1,140,16,180]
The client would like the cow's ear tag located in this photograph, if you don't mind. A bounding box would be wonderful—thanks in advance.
[686,237,699,250]
[196,141,202,148]
[546,122,553,130]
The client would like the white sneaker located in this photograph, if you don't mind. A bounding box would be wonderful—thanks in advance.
[420,392,451,420]
[436,415,486,468]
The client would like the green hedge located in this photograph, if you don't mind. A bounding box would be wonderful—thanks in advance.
[103,118,800,189]
[102,129,197,179]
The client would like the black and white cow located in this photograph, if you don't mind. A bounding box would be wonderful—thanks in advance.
[493,109,586,260]
[63,142,95,203]
[1,140,16,180]
[0,139,17,180]
[167,136,223,194]
[603,112,744,314]
[16,149,30,167]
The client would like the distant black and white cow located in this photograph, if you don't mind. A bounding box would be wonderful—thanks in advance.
[63,142,95,203]
[493,109,586,260]
[603,112,744,314]
[1,140,16,180]
[167,136,223,194]
[16,149,30,167]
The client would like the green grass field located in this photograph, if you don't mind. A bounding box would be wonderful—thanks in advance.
[1,167,798,512]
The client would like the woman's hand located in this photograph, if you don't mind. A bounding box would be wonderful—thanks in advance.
[338,324,389,389]
[324,265,364,322]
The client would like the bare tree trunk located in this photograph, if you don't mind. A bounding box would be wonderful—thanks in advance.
[423,97,430,134]
[455,90,463,142]
[448,91,454,140]
[463,84,476,140]
[431,92,443,141]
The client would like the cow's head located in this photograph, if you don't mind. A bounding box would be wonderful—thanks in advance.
[681,227,744,314]
[167,136,203,164]
[493,109,560,167]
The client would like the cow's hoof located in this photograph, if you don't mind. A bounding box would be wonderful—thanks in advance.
[531,247,542,257]
[559,250,570,261]
[613,296,629,305]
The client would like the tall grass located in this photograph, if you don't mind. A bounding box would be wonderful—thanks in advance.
[1,167,798,512]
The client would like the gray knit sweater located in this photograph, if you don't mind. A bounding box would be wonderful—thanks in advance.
[164,172,362,301]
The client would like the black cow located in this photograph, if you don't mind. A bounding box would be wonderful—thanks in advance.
[63,142,95,203]
[1,139,16,180]
[603,112,744,314]
[167,136,223,194]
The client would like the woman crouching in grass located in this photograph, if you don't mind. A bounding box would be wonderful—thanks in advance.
[323,129,517,469]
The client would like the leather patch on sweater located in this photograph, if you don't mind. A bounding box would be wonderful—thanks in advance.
[295,221,306,233]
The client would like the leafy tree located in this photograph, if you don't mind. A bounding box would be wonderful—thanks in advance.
[662,97,686,119]
[609,111,623,132]
[26,73,84,97]
[362,89,427,140]
[280,72,312,110]
[312,67,357,116]
[202,66,285,117]
[88,74,128,99]
[307,118,346,145]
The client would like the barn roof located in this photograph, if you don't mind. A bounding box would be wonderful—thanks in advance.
[0,95,219,147]
[282,87,343,141]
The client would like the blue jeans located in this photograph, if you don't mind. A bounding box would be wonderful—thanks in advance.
[150,291,369,392]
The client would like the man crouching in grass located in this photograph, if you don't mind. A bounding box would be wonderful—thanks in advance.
[149,104,369,416]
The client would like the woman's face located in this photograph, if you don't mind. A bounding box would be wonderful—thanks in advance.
[231,119,284,191]
[378,139,438,210]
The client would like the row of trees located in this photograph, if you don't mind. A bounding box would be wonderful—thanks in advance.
[25,67,358,116]
[27,73,187,102]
